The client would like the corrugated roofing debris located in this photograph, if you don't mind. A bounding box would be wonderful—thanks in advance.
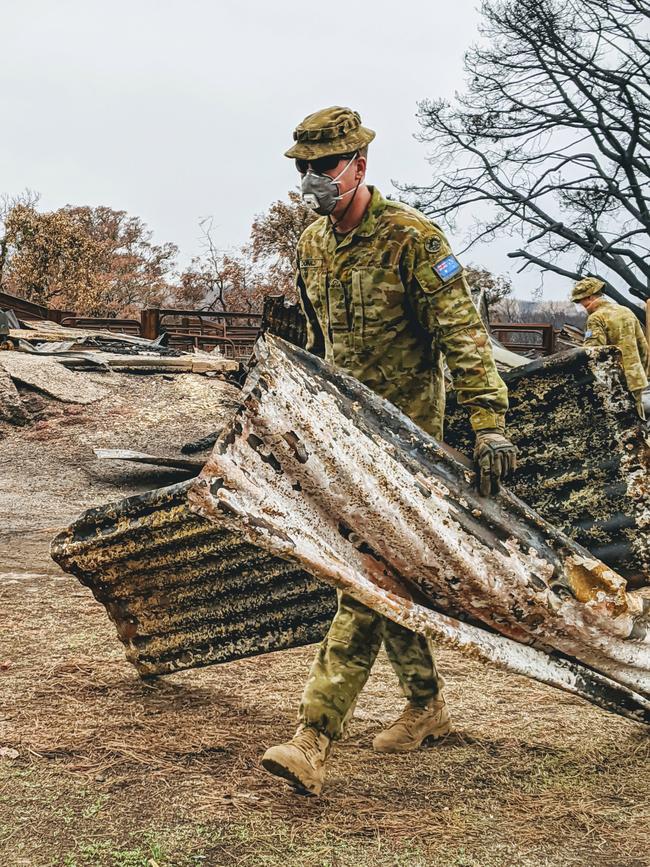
[445,347,650,585]
[180,337,649,722]
[0,352,109,404]
[51,336,650,723]
[50,480,336,677]
[0,307,241,413]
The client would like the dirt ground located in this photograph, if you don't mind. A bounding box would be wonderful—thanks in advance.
[0,369,648,867]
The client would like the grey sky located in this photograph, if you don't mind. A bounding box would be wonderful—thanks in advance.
[2,0,564,299]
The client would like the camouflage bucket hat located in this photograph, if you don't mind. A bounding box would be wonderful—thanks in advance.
[571,277,605,302]
[285,106,376,159]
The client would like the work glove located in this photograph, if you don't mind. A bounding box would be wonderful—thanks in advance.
[473,429,517,497]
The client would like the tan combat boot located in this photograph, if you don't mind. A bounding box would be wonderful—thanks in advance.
[372,693,451,753]
[261,725,331,796]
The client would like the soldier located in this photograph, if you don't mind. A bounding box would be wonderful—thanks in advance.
[262,106,516,796]
[571,277,649,418]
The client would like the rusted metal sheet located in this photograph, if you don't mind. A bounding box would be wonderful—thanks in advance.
[444,347,650,585]
[51,336,649,723]
[186,337,649,723]
[50,481,336,676]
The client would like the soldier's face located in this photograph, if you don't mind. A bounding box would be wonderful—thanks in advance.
[324,155,366,217]
[579,296,598,313]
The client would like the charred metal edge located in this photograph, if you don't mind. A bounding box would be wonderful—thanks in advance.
[51,479,336,676]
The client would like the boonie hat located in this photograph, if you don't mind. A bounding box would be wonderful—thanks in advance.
[285,106,375,160]
[571,277,605,302]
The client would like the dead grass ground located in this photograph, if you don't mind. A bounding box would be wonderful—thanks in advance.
[0,373,648,867]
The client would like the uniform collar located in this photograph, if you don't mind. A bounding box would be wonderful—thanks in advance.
[590,297,612,312]
[326,185,386,249]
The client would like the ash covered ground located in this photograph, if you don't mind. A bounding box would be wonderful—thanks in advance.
[0,371,648,867]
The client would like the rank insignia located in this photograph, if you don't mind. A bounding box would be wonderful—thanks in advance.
[425,236,442,254]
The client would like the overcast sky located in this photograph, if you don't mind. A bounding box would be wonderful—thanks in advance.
[2,0,567,299]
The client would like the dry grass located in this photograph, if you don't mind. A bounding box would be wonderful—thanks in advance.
[0,379,648,867]
[2,552,648,867]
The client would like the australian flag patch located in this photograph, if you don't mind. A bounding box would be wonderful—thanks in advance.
[433,254,462,282]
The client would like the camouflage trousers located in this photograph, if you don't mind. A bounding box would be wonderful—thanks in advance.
[299,592,442,740]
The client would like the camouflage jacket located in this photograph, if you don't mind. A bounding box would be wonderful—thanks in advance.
[295,186,508,439]
[584,300,649,393]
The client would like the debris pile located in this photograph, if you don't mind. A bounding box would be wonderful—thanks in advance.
[0,310,241,422]
[51,336,650,724]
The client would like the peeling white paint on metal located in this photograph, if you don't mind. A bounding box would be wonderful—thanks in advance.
[188,337,650,716]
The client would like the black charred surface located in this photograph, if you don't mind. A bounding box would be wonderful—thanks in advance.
[181,430,221,455]
[51,480,335,676]
[444,348,650,582]
[261,295,307,349]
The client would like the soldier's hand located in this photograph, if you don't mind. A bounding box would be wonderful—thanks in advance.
[473,429,517,497]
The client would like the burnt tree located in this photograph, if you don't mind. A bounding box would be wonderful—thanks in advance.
[404,0,650,317]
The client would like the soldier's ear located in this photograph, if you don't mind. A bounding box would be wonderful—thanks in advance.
[354,155,367,182]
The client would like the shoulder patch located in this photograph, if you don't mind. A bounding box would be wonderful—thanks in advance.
[433,254,462,282]
[424,236,442,254]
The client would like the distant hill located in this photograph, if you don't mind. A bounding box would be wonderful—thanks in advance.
[491,298,586,328]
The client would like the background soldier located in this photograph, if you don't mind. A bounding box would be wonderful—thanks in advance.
[571,277,649,418]
[262,106,517,796]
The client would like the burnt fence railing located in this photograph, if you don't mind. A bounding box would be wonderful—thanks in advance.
[1,290,562,360]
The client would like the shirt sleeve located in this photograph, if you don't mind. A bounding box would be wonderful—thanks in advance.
[583,313,608,347]
[403,228,509,432]
[634,319,650,375]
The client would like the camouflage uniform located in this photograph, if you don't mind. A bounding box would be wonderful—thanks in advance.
[296,185,509,740]
[584,300,649,414]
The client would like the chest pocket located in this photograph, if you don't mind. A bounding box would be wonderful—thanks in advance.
[351,267,405,348]
[327,278,350,333]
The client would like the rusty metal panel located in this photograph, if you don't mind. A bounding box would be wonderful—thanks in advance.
[444,347,650,585]
[51,337,649,722]
[50,481,336,676]
[186,337,649,723]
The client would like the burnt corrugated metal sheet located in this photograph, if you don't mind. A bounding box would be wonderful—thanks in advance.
[52,340,647,718]
[445,347,650,585]
[51,480,335,676]
[185,337,649,722]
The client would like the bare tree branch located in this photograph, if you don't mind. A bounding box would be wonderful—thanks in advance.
[401,0,650,313]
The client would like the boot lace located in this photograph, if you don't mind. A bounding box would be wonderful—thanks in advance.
[293,727,324,759]
[389,703,431,732]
